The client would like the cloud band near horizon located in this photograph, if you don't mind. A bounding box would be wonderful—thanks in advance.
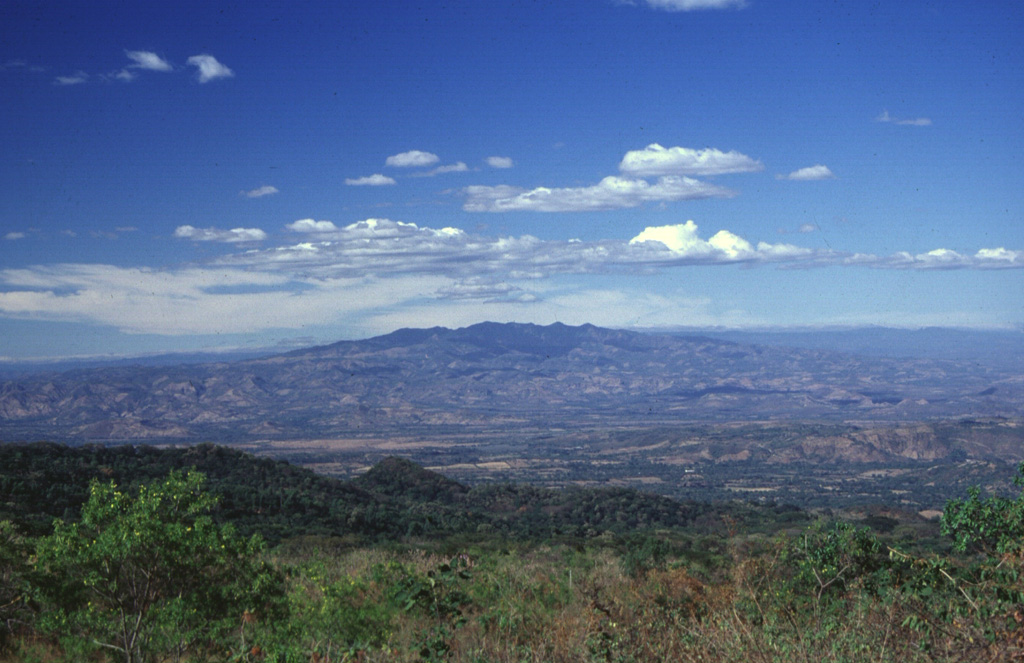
[2,218,1021,337]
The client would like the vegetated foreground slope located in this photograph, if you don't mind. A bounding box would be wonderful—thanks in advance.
[0,442,784,545]
[6,443,1024,663]
[1,322,1022,444]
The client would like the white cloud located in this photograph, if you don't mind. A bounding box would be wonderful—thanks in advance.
[876,110,932,126]
[54,71,88,85]
[221,217,826,287]
[174,225,266,243]
[798,223,818,233]
[435,279,536,303]
[286,219,338,233]
[839,247,1024,271]
[3,219,1022,338]
[4,232,26,241]
[976,247,1024,264]
[125,50,172,72]
[619,144,764,177]
[778,165,835,181]
[643,0,747,10]
[186,54,234,83]
[486,156,514,169]
[345,174,396,186]
[464,175,733,212]
[242,185,279,198]
[385,150,440,168]
[628,221,808,261]
[0,264,447,335]
[416,162,469,177]
[629,221,714,255]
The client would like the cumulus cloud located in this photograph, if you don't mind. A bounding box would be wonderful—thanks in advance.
[870,248,1024,270]
[242,185,279,198]
[619,144,764,177]
[125,50,172,72]
[777,165,835,181]
[466,144,762,212]
[54,71,88,85]
[385,150,440,168]
[643,0,747,10]
[286,219,338,233]
[219,217,828,289]
[486,156,514,169]
[876,110,932,126]
[345,174,396,186]
[464,176,733,212]
[186,54,234,83]
[798,223,818,234]
[976,248,1024,263]
[629,221,810,260]
[174,225,266,243]
[3,218,1022,338]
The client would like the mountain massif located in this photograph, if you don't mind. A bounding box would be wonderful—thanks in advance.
[2,322,1022,444]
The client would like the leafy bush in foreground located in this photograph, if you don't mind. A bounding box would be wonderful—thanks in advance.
[3,460,1024,661]
[32,471,282,663]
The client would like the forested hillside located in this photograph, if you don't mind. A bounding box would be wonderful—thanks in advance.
[2,443,1024,661]
[0,443,791,544]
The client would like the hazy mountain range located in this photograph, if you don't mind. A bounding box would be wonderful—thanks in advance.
[2,322,1022,445]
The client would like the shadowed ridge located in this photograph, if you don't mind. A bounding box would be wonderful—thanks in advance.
[353,456,470,504]
[282,326,451,358]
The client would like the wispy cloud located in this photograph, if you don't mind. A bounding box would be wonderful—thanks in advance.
[241,185,279,198]
[228,216,1024,280]
[125,50,172,72]
[0,264,428,335]
[186,54,234,83]
[619,144,764,177]
[486,156,514,169]
[465,144,763,212]
[464,176,733,212]
[54,71,88,86]
[417,162,469,177]
[1,59,45,73]
[642,0,747,10]
[49,51,227,85]
[4,232,26,241]
[385,150,440,168]
[222,218,820,284]
[345,174,396,186]
[2,219,1022,337]
[876,110,932,126]
[173,225,266,243]
[777,165,835,181]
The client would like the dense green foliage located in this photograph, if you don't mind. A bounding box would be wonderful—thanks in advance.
[33,471,281,663]
[2,444,1024,661]
[941,461,1024,555]
[0,443,796,544]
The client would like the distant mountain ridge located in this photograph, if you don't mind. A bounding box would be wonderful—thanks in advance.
[1,322,1022,444]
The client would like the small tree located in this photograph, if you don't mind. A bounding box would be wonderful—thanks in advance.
[941,462,1024,556]
[34,470,280,663]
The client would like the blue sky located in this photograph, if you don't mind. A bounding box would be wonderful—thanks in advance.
[1,0,1022,361]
